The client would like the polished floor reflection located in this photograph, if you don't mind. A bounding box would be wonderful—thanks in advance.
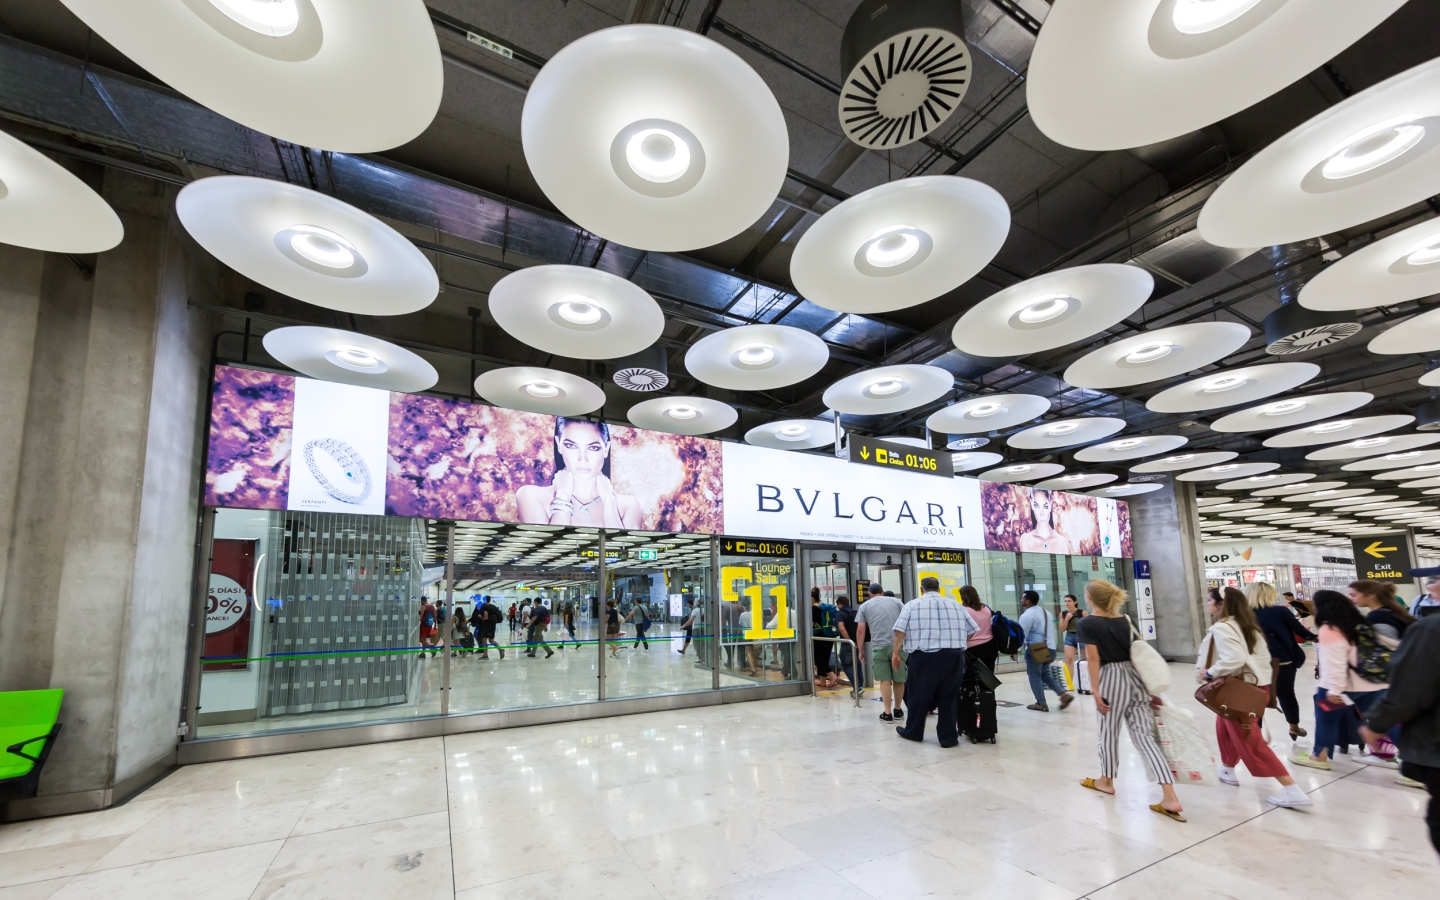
[4,662,1436,899]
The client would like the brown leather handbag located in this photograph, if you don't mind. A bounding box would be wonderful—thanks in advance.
[1194,625,1270,730]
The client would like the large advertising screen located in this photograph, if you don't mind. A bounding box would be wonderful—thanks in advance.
[204,366,1130,554]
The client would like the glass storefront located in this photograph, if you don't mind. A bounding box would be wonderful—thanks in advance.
[969,549,1133,620]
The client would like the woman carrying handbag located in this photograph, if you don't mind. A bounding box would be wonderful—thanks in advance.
[1198,587,1311,808]
[1247,582,1316,741]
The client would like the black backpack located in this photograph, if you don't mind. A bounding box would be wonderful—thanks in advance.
[991,610,1025,656]
[1351,622,1393,684]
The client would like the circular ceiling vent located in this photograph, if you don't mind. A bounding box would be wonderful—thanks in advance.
[1128,473,1168,483]
[946,436,990,450]
[613,345,669,392]
[1263,302,1361,355]
[839,0,972,150]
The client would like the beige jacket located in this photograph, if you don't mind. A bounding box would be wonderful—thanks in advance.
[1196,618,1272,686]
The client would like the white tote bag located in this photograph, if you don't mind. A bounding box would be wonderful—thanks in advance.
[1154,704,1216,787]
[1125,615,1170,695]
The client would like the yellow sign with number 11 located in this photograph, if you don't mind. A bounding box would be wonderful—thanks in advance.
[721,565,796,640]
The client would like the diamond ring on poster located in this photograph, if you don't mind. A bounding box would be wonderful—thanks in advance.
[926,394,1051,434]
[1074,434,1188,463]
[1262,414,1414,448]
[0,129,123,252]
[1063,322,1251,389]
[1145,362,1319,413]
[263,327,438,393]
[1209,392,1374,432]
[951,264,1152,356]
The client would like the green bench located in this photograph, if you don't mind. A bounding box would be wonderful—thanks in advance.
[0,689,64,799]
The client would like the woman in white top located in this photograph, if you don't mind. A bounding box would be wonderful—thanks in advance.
[1198,587,1310,807]
[1290,589,1389,770]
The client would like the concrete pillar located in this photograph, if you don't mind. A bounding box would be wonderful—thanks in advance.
[1128,479,1207,661]
[0,165,216,819]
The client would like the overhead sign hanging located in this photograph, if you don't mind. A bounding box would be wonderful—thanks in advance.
[848,435,953,478]
[1350,534,1413,582]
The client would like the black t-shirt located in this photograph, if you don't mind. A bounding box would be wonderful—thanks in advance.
[1077,616,1132,664]
[838,607,861,643]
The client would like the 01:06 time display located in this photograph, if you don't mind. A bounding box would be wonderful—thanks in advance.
[902,453,938,471]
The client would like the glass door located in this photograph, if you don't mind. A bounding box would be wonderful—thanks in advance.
[719,545,801,685]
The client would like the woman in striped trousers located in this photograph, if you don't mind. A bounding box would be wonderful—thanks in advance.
[1078,580,1185,822]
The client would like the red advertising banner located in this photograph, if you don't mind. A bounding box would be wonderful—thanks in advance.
[206,538,255,671]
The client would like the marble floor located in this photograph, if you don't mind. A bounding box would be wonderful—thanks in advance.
[5,661,1436,899]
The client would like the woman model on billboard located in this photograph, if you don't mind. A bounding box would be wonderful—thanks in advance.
[1018,489,1074,554]
[517,418,642,528]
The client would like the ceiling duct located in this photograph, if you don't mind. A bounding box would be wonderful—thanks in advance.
[839,0,972,150]
[612,345,669,392]
[1417,398,1440,432]
[1262,243,1361,355]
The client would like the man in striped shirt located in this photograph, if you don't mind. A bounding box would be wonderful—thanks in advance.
[893,576,976,747]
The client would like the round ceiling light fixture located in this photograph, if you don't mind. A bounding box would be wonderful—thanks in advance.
[979,463,1066,484]
[176,176,437,315]
[1198,56,1440,248]
[1307,433,1440,461]
[1025,0,1405,151]
[486,265,664,360]
[926,393,1051,434]
[1209,391,1373,432]
[1131,450,1239,474]
[1262,413,1414,448]
[1146,362,1319,413]
[1064,322,1251,389]
[745,419,834,451]
[823,364,953,415]
[474,367,606,416]
[684,323,828,391]
[262,326,437,393]
[57,0,441,152]
[951,451,1004,472]
[953,265,1153,356]
[792,176,1008,314]
[1176,461,1281,482]
[1215,472,1315,491]
[1346,449,1440,473]
[521,25,788,252]
[1368,306,1440,356]
[1008,417,1126,450]
[1089,483,1164,498]
[1036,472,1118,491]
[1075,434,1189,462]
[0,129,124,253]
[627,396,737,436]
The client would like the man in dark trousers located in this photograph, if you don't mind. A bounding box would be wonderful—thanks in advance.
[892,576,976,748]
[1361,612,1440,856]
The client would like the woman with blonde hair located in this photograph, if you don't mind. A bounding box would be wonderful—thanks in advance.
[1077,579,1184,822]
[1247,582,1316,740]
[1200,587,1312,807]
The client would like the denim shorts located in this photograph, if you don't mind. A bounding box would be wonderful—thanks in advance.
[1063,632,1079,648]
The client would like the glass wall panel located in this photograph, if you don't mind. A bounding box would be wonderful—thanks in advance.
[969,550,1019,617]
[718,545,802,686]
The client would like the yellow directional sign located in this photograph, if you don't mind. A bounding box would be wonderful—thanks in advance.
[1364,541,1399,558]
[1351,533,1412,582]
[848,435,952,478]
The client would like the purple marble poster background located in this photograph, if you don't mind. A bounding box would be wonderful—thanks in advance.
[979,481,1108,556]
[204,366,295,510]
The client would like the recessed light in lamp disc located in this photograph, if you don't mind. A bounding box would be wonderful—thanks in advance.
[1035,473,1117,491]
[627,396,737,436]
[1074,434,1188,462]
[1131,451,1237,473]
[745,419,833,451]
[1305,433,1440,461]
[1263,414,1414,448]
[1145,362,1318,413]
[175,176,438,315]
[0,129,123,252]
[486,265,664,360]
[926,393,1050,434]
[1368,307,1440,355]
[823,364,953,415]
[1063,323,1251,389]
[1008,417,1126,450]
[1252,480,1347,497]
[1300,217,1440,310]
[57,0,442,152]
[979,463,1065,483]
[1216,472,1314,491]
[1346,450,1440,472]
[262,326,437,392]
[1209,392,1373,433]
[791,176,1009,314]
[1176,462,1280,482]
[950,451,1004,472]
[684,324,828,391]
[1089,483,1163,498]
[521,24,788,252]
[1199,56,1440,248]
[952,264,1152,357]
[474,367,605,416]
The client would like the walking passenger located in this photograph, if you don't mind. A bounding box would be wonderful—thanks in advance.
[1077,580,1184,822]
[855,584,905,722]
[1061,594,1086,694]
[450,607,472,657]
[605,599,623,658]
[1411,576,1440,619]
[474,596,504,659]
[1200,587,1312,807]
[812,589,839,688]
[893,576,975,747]
[626,601,651,650]
[1291,589,1388,770]
[678,600,699,655]
[562,601,580,649]
[958,585,998,744]
[1247,582,1316,741]
[418,596,440,657]
[836,595,863,692]
[1019,591,1073,712]
[1349,579,1415,643]
[526,601,554,658]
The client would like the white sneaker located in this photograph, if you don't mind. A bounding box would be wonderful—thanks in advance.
[1217,765,1240,786]
[1397,775,1426,789]
[1268,785,1314,808]
[1354,753,1399,769]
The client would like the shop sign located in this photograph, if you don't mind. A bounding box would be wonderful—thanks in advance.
[1351,534,1413,582]
[1202,542,1272,566]
[848,435,952,478]
[204,538,255,671]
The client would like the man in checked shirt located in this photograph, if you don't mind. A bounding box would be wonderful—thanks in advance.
[893,576,976,747]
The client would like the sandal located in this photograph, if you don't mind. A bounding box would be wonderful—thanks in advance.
[1289,725,1308,740]
[1080,777,1115,795]
[1149,803,1187,823]
[1027,703,1049,712]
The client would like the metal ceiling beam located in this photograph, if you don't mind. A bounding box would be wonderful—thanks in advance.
[987,0,1043,36]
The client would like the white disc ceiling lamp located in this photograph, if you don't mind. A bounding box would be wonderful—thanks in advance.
[950,451,1004,473]
[1036,472,1118,491]
[1007,417,1126,450]
[1353,451,1440,473]
[176,176,438,315]
[1199,56,1440,248]
[57,0,441,152]
[951,265,1153,356]
[486,265,664,360]
[1209,392,1373,432]
[521,25,788,252]
[1063,323,1251,389]
[1145,362,1319,413]
[790,177,1009,314]
[1300,218,1440,311]
[1176,461,1280,482]
[822,364,953,415]
[1253,480,1347,496]
[1090,483,1163,498]
[925,393,1050,434]
[473,367,605,417]
[979,463,1065,483]
[1131,450,1237,473]
[1262,414,1414,448]
[1306,434,1440,461]
[1283,488,1373,502]
[0,130,123,252]
[1026,0,1404,151]
[1216,472,1314,491]
[262,326,437,392]
[627,396,737,436]
[1368,307,1440,356]
[1074,434,1188,462]
[1405,478,1440,489]
[745,419,834,451]
[683,324,827,391]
